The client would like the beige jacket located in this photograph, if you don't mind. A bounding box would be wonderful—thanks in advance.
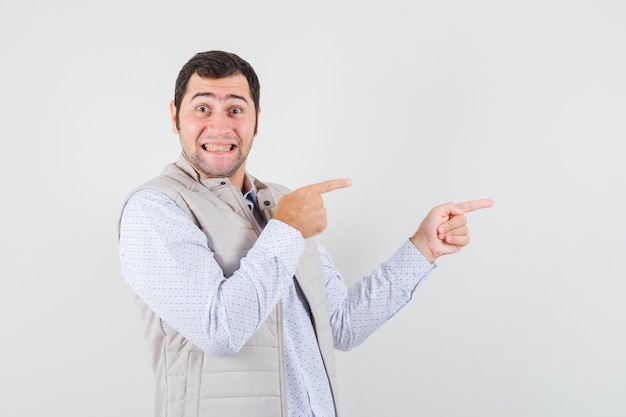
[125,155,340,417]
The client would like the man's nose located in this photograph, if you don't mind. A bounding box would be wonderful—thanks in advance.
[206,112,231,134]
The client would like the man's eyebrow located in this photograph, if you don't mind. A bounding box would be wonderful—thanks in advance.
[191,92,249,103]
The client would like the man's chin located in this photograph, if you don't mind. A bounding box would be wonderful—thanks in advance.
[195,161,244,180]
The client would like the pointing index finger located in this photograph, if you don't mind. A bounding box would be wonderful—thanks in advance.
[308,178,353,194]
[455,198,494,214]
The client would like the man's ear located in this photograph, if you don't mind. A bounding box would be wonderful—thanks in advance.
[255,106,262,136]
[169,101,179,134]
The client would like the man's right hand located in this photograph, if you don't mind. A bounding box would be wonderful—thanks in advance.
[273,178,352,238]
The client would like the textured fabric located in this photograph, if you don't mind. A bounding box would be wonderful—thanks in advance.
[119,157,436,416]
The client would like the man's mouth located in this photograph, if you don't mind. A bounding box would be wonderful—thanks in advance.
[202,144,235,152]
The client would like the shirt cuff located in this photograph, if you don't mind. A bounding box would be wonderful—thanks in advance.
[253,219,306,272]
[406,239,437,268]
[390,239,437,293]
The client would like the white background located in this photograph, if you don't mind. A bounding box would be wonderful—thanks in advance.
[1,0,625,416]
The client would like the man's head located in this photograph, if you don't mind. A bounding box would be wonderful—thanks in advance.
[173,51,260,133]
[170,51,262,188]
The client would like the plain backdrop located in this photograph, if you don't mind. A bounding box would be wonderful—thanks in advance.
[1,0,624,416]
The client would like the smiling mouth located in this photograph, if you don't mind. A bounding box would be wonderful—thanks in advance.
[202,144,235,152]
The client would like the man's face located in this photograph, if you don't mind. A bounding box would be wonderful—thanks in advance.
[170,73,260,187]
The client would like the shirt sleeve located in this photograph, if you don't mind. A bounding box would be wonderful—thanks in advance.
[323,240,436,350]
[118,188,305,355]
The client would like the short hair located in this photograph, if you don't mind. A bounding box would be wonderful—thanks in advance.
[173,50,261,132]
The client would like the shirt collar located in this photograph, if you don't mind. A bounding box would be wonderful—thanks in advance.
[242,173,258,204]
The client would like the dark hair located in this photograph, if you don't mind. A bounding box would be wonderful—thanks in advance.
[173,50,261,132]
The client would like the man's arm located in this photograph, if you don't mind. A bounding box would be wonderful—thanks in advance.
[119,189,305,355]
[323,241,436,350]
[323,199,493,350]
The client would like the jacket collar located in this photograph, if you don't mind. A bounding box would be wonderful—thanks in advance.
[174,153,240,191]
[172,153,276,210]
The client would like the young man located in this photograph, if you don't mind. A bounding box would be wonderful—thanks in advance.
[118,50,493,417]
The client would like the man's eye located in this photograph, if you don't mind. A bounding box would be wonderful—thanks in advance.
[197,105,209,113]
[230,107,242,114]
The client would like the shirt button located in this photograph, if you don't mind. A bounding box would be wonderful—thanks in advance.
[263,200,271,206]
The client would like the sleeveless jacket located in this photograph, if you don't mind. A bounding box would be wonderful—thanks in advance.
[123,155,340,417]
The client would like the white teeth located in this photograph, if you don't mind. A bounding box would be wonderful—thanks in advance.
[203,144,232,151]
